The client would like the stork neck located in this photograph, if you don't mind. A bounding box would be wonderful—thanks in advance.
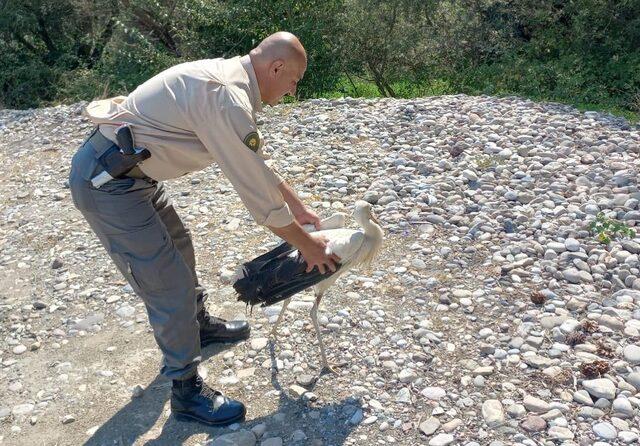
[361,218,383,237]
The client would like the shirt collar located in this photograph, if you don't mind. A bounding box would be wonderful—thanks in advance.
[240,55,263,113]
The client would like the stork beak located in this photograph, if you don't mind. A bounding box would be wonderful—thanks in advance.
[370,211,380,226]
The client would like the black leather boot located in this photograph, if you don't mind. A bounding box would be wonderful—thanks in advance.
[171,374,246,426]
[198,309,250,347]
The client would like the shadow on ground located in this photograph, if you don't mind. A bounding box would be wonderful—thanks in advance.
[84,342,361,446]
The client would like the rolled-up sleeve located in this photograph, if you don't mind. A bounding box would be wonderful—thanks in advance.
[192,87,294,228]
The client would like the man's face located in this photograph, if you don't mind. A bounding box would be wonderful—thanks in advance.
[265,58,306,106]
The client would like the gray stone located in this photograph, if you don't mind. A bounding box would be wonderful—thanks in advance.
[623,344,640,364]
[612,397,634,418]
[506,404,526,419]
[523,355,554,368]
[429,433,455,446]
[209,430,256,446]
[396,387,412,403]
[573,390,594,406]
[421,387,446,400]
[482,400,504,427]
[523,395,551,413]
[61,415,75,424]
[419,417,441,436]
[619,431,639,443]
[565,238,581,252]
[399,368,418,383]
[259,438,282,446]
[520,415,546,432]
[592,422,617,440]
[626,372,640,390]
[12,404,34,416]
[348,409,363,425]
[582,378,616,400]
[548,426,574,440]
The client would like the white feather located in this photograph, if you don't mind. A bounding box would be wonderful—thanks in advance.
[301,212,347,233]
[259,200,384,372]
[311,228,364,261]
[312,200,384,294]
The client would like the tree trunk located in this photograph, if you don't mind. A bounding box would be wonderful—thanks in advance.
[368,62,395,97]
[87,17,115,68]
[35,12,58,61]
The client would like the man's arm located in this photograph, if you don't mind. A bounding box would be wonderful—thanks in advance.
[278,181,322,230]
[275,181,341,273]
[268,219,340,274]
[278,181,305,215]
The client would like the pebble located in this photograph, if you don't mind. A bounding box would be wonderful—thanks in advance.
[429,433,455,446]
[61,415,76,424]
[419,417,441,436]
[12,345,27,355]
[523,395,550,413]
[209,430,256,446]
[623,344,640,364]
[548,426,575,440]
[582,378,617,400]
[2,97,640,444]
[421,387,446,400]
[592,422,617,440]
[482,400,505,427]
[520,415,546,432]
[260,438,282,446]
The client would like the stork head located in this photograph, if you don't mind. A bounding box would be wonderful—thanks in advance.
[354,200,380,227]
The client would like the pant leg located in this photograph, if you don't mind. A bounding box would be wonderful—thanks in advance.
[69,142,200,380]
[151,183,208,314]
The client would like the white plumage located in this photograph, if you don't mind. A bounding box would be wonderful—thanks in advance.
[270,200,384,373]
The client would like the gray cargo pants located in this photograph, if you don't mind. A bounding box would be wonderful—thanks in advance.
[69,128,204,379]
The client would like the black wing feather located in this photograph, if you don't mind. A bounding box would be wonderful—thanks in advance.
[233,242,341,307]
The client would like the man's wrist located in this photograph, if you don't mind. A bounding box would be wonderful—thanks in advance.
[278,182,306,216]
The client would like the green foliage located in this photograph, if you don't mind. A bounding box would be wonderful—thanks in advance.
[0,0,638,124]
[589,212,636,245]
[472,154,504,171]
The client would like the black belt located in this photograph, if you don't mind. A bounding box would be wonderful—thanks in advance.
[88,128,150,180]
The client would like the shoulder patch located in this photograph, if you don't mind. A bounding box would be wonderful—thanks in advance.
[243,132,260,152]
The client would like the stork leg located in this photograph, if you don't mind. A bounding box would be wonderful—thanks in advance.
[269,297,291,340]
[310,291,341,374]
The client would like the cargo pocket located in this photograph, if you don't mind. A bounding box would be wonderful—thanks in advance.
[109,224,174,293]
[69,146,99,212]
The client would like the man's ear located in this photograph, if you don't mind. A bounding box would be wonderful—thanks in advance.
[271,59,285,77]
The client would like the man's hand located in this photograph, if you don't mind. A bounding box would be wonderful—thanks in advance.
[268,222,341,274]
[272,180,340,272]
[293,207,322,230]
[299,235,341,274]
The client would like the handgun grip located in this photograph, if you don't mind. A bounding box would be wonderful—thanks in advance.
[115,125,135,155]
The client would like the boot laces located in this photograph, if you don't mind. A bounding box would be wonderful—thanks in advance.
[200,309,227,326]
[196,376,224,407]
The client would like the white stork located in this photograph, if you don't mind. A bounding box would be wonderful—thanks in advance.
[233,200,384,373]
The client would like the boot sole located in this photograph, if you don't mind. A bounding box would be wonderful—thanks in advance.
[173,408,246,426]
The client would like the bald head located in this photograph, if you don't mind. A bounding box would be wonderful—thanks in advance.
[249,32,307,106]
[251,32,307,67]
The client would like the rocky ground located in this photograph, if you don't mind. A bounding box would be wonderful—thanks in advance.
[1,95,640,446]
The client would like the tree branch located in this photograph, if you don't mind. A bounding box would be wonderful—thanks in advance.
[13,33,39,55]
[88,16,115,67]
[35,11,57,57]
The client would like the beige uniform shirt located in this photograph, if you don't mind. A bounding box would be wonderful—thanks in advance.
[84,55,294,228]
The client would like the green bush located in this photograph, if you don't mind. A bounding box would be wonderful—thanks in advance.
[0,0,638,124]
